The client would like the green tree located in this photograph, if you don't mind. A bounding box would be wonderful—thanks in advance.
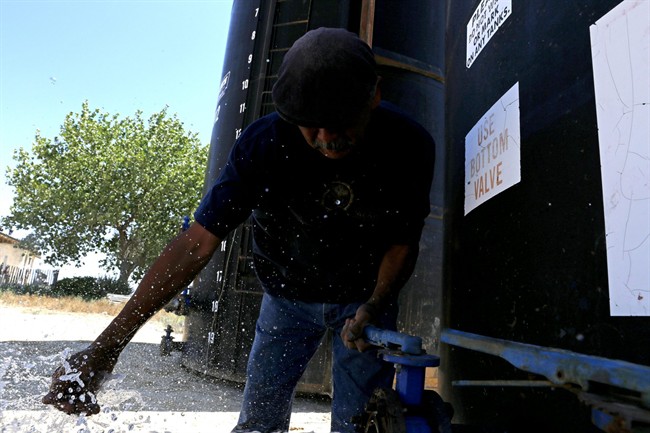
[2,101,208,284]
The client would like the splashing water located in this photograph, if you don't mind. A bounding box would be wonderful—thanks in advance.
[0,307,332,432]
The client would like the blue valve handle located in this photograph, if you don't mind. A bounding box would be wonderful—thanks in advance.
[363,325,424,355]
[362,325,441,429]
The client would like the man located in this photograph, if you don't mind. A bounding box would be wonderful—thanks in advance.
[43,28,435,433]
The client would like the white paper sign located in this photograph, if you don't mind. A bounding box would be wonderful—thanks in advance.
[590,0,650,316]
[466,0,512,68]
[465,82,521,215]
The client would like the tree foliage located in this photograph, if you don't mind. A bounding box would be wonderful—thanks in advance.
[2,102,208,284]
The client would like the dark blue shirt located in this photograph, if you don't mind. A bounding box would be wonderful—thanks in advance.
[195,103,435,303]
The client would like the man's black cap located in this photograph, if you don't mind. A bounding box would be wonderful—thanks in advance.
[271,27,377,129]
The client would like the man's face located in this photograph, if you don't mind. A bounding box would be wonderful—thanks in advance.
[298,88,380,160]
[298,125,362,159]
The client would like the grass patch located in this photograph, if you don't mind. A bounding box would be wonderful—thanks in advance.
[0,292,184,331]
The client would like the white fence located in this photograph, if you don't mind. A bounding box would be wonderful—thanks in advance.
[0,264,58,287]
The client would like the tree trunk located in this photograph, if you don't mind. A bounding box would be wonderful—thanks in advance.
[117,261,133,286]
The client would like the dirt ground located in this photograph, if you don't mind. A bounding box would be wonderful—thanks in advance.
[0,305,331,433]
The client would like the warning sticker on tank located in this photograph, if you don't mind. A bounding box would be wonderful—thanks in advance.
[464,82,521,215]
[590,0,650,317]
[466,0,512,68]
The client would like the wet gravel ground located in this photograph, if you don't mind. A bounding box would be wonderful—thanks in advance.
[0,306,331,432]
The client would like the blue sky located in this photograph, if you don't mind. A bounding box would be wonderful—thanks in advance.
[0,0,233,275]
[0,0,233,214]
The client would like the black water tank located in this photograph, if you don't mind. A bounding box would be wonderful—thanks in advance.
[181,0,340,394]
[442,1,650,430]
[181,0,448,396]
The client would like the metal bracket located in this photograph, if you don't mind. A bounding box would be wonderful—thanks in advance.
[441,328,650,431]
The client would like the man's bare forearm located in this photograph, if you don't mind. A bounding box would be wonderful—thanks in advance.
[90,223,221,354]
[367,243,419,311]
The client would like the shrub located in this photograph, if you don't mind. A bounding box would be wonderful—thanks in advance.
[97,277,132,296]
[0,282,48,296]
[51,276,105,300]
[1,276,130,301]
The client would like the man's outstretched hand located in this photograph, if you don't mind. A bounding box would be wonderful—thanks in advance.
[42,347,118,416]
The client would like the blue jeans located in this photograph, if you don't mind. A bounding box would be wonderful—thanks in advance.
[232,293,397,433]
